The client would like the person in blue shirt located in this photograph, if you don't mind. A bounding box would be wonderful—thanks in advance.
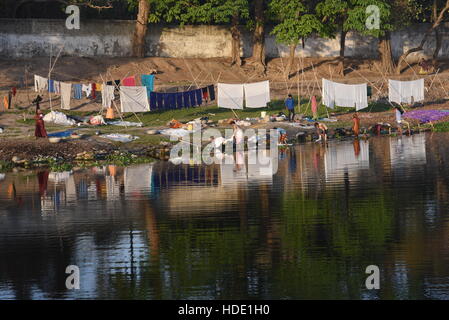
[285,94,295,122]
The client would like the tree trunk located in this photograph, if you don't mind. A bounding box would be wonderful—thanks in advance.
[132,0,150,58]
[396,0,449,74]
[337,30,347,77]
[230,14,242,66]
[251,0,266,72]
[378,32,395,75]
[286,44,296,79]
[433,27,442,68]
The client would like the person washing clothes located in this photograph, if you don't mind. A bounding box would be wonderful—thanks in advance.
[285,94,295,122]
[273,127,288,144]
[314,122,328,143]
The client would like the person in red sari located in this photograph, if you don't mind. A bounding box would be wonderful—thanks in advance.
[33,95,47,138]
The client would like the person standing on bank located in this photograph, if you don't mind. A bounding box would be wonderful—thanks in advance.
[285,94,295,122]
[33,95,47,138]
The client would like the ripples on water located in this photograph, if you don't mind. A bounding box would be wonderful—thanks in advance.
[1,133,449,300]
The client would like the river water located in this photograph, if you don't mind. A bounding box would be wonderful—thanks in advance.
[1,133,449,300]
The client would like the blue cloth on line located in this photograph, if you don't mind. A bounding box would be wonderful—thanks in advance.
[150,92,157,110]
[73,84,83,99]
[183,92,191,108]
[195,89,203,106]
[169,93,177,110]
[208,85,215,101]
[176,92,184,109]
[189,91,197,107]
[163,93,171,110]
[48,79,55,93]
[156,93,164,110]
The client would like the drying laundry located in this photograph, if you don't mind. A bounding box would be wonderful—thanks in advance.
[102,84,115,109]
[54,81,61,94]
[189,90,197,107]
[149,92,157,110]
[122,76,136,87]
[195,89,203,106]
[183,91,191,108]
[141,75,154,91]
[34,75,48,92]
[244,80,270,108]
[91,83,97,100]
[120,86,150,113]
[73,84,83,100]
[218,83,244,109]
[322,79,368,110]
[48,79,55,93]
[60,82,72,110]
[208,85,216,101]
[82,84,92,97]
[389,79,425,104]
[176,92,184,109]
[202,87,209,101]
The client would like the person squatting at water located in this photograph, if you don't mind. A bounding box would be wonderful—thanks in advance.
[314,122,328,143]
[33,95,47,138]
[284,94,295,122]
[273,127,288,144]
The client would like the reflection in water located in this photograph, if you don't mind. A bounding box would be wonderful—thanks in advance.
[1,133,449,299]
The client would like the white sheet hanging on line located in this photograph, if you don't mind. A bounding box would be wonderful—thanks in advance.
[102,84,115,108]
[60,82,72,110]
[54,81,61,95]
[218,83,244,109]
[34,75,48,92]
[322,79,368,111]
[244,80,271,108]
[388,79,425,104]
[120,86,150,113]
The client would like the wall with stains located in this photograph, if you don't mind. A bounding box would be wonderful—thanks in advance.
[0,19,445,60]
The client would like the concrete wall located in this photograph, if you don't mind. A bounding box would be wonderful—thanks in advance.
[0,18,446,60]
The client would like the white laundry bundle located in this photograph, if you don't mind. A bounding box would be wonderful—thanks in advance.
[322,79,368,111]
[244,80,271,108]
[217,83,244,109]
[102,84,115,108]
[60,82,72,110]
[34,75,48,92]
[120,86,150,113]
[388,79,425,104]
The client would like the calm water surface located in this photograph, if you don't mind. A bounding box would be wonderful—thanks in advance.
[1,133,449,300]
